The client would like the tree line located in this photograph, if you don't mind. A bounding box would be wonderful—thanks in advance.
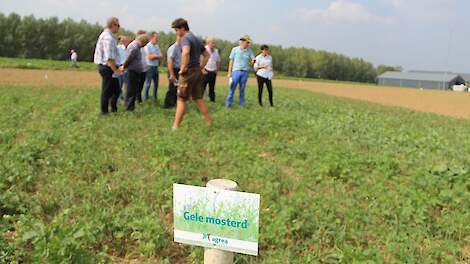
[0,13,401,83]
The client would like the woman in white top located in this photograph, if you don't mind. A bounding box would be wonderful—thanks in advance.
[254,45,274,107]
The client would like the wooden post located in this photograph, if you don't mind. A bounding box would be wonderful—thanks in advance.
[204,179,238,264]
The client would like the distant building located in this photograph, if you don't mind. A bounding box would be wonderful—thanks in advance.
[377,71,466,90]
[409,70,470,84]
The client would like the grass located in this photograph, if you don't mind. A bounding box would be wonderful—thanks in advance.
[1,83,470,263]
[0,57,97,71]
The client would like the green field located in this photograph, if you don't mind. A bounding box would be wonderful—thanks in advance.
[0,57,97,71]
[1,83,470,263]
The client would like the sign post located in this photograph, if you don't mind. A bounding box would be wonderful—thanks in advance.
[204,179,238,264]
[173,179,260,263]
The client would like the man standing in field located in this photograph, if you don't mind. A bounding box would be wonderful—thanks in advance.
[171,18,212,130]
[164,35,182,109]
[135,30,148,104]
[93,17,121,114]
[143,32,164,103]
[226,35,255,108]
[117,35,131,100]
[202,37,220,102]
[70,49,78,68]
[119,34,150,111]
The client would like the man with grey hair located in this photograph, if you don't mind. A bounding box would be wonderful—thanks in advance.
[119,34,150,111]
[135,30,148,103]
[202,37,220,102]
[93,17,121,114]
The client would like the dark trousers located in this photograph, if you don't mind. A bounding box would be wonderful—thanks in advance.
[125,70,141,111]
[137,71,147,103]
[202,70,217,102]
[98,65,119,114]
[164,68,179,108]
[256,75,274,106]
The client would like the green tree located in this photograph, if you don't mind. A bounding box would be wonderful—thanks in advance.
[0,12,401,83]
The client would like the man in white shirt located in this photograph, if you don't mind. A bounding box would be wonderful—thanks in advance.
[254,45,274,107]
[202,37,220,102]
[143,32,164,103]
[70,50,78,68]
[93,17,121,114]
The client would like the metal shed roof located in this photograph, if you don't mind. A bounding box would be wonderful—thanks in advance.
[378,71,462,82]
[459,73,470,82]
[409,70,470,82]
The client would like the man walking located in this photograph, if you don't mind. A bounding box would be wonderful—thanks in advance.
[202,37,220,102]
[226,35,255,108]
[93,17,121,114]
[164,35,182,109]
[143,32,164,102]
[119,34,150,111]
[171,18,211,130]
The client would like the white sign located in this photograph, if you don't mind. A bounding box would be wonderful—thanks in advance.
[173,184,260,256]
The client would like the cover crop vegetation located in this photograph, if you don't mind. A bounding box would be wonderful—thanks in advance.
[1,83,469,263]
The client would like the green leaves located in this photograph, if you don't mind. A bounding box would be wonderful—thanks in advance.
[21,230,38,242]
[1,84,470,263]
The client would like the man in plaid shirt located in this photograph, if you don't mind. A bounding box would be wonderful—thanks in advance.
[94,17,121,114]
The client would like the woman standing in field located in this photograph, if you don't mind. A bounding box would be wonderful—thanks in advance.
[254,45,274,107]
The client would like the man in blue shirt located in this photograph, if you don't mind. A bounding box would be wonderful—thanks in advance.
[143,32,163,102]
[116,35,130,100]
[164,35,182,109]
[226,35,255,108]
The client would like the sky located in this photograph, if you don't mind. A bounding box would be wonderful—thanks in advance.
[1,0,470,72]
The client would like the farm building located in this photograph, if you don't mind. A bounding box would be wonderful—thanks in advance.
[409,70,470,83]
[377,71,466,90]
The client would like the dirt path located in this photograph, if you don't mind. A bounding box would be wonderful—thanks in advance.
[1,68,470,119]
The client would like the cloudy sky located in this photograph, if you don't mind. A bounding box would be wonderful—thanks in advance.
[1,0,470,72]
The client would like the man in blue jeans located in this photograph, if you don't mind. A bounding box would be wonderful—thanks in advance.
[143,32,163,102]
[226,35,255,108]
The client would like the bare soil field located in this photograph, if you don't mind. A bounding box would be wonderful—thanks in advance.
[2,68,470,119]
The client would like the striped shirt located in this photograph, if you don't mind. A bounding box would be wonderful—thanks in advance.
[93,29,118,65]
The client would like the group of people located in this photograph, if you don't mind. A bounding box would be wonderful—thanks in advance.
[93,17,274,130]
[115,31,163,107]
